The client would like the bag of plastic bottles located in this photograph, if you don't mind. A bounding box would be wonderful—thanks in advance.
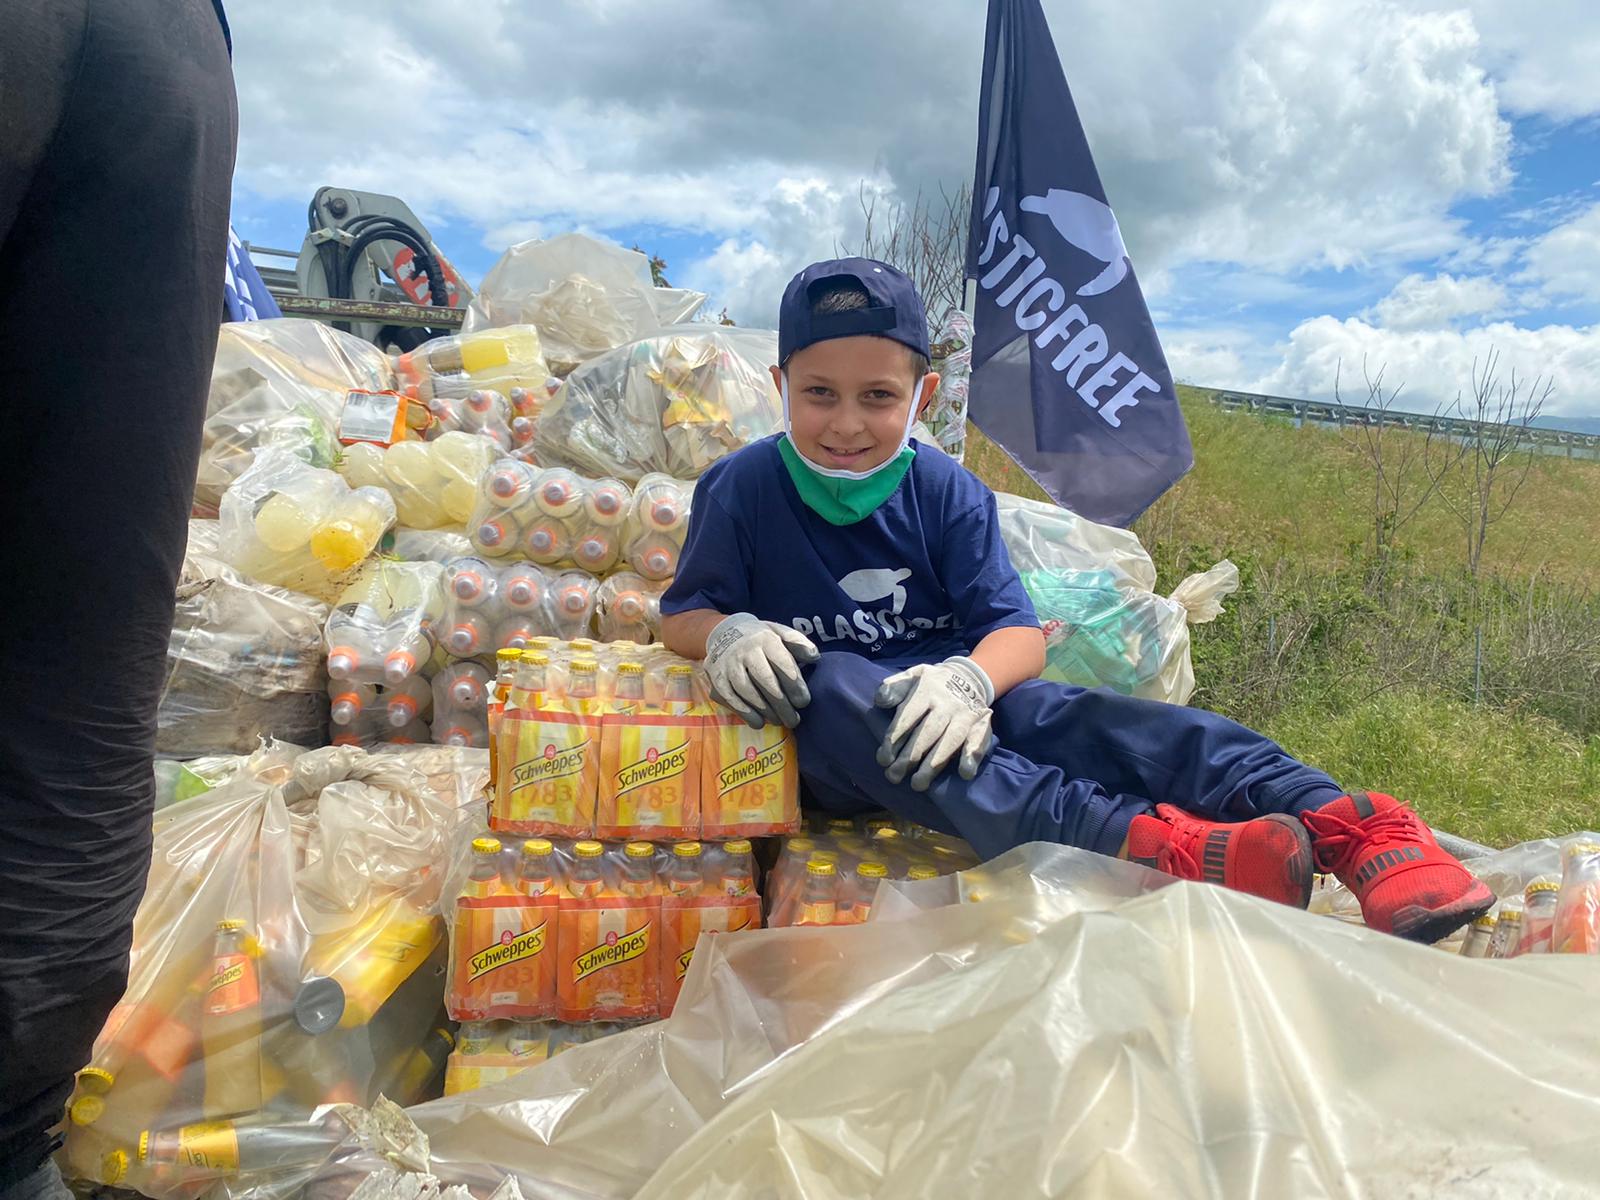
[57,745,488,1196]
[377,526,475,564]
[219,449,398,603]
[197,319,396,516]
[337,432,497,530]
[461,233,705,370]
[160,536,331,757]
[324,559,448,687]
[996,493,1238,705]
[391,326,554,458]
[925,307,972,463]
[530,327,782,481]
[437,555,608,667]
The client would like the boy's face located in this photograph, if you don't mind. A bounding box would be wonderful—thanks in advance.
[772,335,940,473]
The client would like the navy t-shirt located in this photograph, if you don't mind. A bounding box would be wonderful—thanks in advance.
[661,436,1039,665]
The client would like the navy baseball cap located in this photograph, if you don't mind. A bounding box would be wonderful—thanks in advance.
[777,257,930,365]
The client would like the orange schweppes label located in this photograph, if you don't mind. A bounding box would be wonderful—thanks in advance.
[716,737,788,795]
[572,922,651,984]
[468,922,547,982]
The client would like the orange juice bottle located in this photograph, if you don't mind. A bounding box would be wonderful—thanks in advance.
[843,861,889,924]
[503,656,600,837]
[557,841,660,1022]
[597,661,701,839]
[659,842,760,1017]
[492,652,546,830]
[487,647,522,791]
[796,860,839,927]
[199,919,263,1119]
[700,709,799,839]
[447,837,557,1021]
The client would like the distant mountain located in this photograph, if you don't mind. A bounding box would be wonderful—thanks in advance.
[1533,414,1600,436]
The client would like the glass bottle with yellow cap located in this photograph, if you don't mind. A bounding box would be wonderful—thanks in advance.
[666,842,704,898]
[797,860,839,927]
[619,841,659,898]
[568,840,606,900]
[720,839,755,897]
[199,918,263,1119]
[1519,878,1562,955]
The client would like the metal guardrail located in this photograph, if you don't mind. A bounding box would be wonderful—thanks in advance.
[1207,388,1600,461]
[243,241,464,331]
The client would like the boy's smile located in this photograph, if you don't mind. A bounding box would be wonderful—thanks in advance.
[772,335,939,473]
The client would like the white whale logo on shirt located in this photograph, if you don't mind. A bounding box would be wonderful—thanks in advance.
[837,567,914,615]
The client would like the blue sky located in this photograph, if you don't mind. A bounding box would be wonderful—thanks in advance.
[228,0,1600,421]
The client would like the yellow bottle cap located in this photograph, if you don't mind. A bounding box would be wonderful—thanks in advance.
[77,1067,115,1093]
[571,658,599,673]
[856,861,890,879]
[1567,841,1600,856]
[522,838,554,856]
[872,827,902,841]
[439,1028,457,1049]
[827,818,855,833]
[69,1095,105,1126]
[787,837,815,853]
[625,841,655,858]
[574,840,604,858]
[907,866,939,880]
[1526,879,1561,897]
[666,663,694,675]
[1500,907,1523,922]
[1472,913,1498,929]
[526,636,559,649]
[617,661,644,675]
[137,1130,152,1164]
[496,648,522,661]
[472,837,502,855]
[102,1150,129,1185]
[569,639,598,651]
[723,839,753,855]
[217,917,247,932]
[519,650,550,665]
[673,841,703,857]
[807,859,837,876]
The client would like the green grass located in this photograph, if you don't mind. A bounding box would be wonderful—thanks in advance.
[962,389,1600,848]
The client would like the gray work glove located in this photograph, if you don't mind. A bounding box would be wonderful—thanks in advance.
[874,656,995,791]
[705,612,820,729]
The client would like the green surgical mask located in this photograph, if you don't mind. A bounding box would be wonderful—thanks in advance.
[778,435,913,525]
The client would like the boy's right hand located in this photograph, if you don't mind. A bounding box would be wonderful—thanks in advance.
[704,613,819,729]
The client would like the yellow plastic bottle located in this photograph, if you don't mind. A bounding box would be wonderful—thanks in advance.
[309,486,395,571]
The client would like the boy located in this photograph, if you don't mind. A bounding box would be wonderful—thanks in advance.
[661,258,1493,943]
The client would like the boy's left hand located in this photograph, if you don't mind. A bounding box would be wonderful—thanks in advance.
[873,657,995,791]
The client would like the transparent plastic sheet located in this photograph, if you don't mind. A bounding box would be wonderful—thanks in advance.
[58,746,490,1195]
[253,840,1600,1200]
[380,528,475,565]
[220,449,398,603]
[198,320,396,515]
[160,544,331,757]
[461,234,702,370]
[531,327,781,482]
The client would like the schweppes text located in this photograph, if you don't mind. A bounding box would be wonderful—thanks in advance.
[572,923,651,983]
[718,742,787,795]
[513,741,590,787]
[208,962,244,993]
[468,923,547,981]
[615,741,690,795]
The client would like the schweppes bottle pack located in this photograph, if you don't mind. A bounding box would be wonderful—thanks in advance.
[491,641,800,840]
[446,833,768,1027]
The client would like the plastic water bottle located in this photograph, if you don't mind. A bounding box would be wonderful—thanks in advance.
[627,532,679,581]
[447,557,497,609]
[521,520,571,566]
[383,675,433,727]
[436,661,490,712]
[473,514,520,557]
[444,612,492,658]
[433,715,488,748]
[326,606,381,679]
[533,468,584,519]
[550,572,597,640]
[584,479,631,527]
[572,530,619,573]
[501,566,546,613]
[635,479,687,534]
[485,460,535,509]
[328,680,377,726]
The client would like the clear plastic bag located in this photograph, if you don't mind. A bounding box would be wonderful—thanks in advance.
[391,327,553,457]
[220,450,397,603]
[531,328,781,481]
[57,745,488,1196]
[926,307,972,462]
[323,559,448,687]
[462,234,704,370]
[997,493,1238,704]
[437,555,608,667]
[161,537,331,756]
[197,320,396,515]
[337,432,496,530]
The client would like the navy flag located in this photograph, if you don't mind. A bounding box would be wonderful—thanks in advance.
[966,0,1191,526]
[224,225,282,323]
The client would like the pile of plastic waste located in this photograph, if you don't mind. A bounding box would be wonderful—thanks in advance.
[72,229,1595,1197]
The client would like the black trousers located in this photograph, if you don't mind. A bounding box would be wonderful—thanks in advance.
[0,0,235,1178]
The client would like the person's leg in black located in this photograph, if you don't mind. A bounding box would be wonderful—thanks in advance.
[0,0,236,1188]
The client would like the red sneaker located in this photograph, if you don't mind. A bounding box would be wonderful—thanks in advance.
[1300,792,1494,943]
[1126,804,1314,908]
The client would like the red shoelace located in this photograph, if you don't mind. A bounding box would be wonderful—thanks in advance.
[1301,805,1429,877]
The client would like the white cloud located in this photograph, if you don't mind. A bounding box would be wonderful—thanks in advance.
[1363,272,1510,329]
[1257,316,1600,415]
[1521,201,1600,300]
[1466,0,1600,119]
[228,0,1515,318]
